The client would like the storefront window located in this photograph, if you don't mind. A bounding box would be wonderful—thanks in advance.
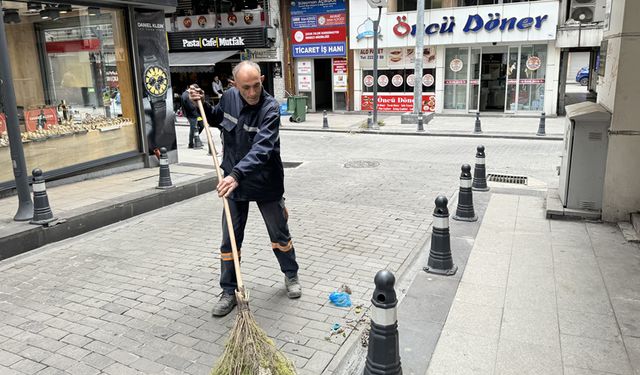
[0,2,137,184]
[359,47,437,113]
[444,47,468,110]
[506,46,519,112]
[517,44,546,111]
[468,48,481,112]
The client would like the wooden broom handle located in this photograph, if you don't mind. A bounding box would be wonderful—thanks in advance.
[196,100,244,292]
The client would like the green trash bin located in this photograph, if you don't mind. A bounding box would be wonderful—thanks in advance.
[287,95,307,123]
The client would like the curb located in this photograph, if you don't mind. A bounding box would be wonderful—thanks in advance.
[0,174,217,261]
[281,127,563,141]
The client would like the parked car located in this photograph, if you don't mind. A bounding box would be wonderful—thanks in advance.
[576,67,589,86]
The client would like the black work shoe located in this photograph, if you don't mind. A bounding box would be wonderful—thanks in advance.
[211,293,237,317]
[188,144,194,149]
[285,276,302,299]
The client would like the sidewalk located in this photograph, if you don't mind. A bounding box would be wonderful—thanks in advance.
[280,112,564,140]
[391,191,640,375]
[0,151,219,260]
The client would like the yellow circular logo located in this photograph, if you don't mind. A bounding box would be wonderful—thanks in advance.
[144,65,168,97]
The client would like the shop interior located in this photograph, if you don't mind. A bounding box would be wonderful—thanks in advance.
[313,58,333,111]
[479,52,507,111]
[0,1,138,184]
[170,61,275,111]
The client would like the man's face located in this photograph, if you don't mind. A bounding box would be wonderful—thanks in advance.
[234,67,264,105]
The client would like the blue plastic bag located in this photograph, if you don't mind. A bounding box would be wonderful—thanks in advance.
[279,102,290,116]
[329,291,352,307]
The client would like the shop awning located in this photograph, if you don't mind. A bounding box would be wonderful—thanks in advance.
[169,51,239,73]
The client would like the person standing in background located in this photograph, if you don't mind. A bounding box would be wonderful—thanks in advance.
[212,76,224,98]
[180,87,203,149]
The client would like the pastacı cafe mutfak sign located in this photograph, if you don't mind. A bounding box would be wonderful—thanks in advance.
[168,28,269,51]
[181,36,246,48]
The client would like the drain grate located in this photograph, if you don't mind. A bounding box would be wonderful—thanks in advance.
[486,173,528,185]
[344,160,380,169]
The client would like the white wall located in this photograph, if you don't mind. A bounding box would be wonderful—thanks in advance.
[599,0,640,221]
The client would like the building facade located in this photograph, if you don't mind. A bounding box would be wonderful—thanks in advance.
[286,0,349,112]
[0,0,177,192]
[349,0,561,115]
[165,0,286,102]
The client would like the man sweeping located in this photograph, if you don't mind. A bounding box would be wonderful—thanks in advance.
[189,61,302,318]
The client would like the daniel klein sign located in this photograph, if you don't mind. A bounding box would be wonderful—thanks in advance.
[349,0,558,48]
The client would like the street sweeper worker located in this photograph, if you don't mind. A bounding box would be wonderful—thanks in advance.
[189,61,301,317]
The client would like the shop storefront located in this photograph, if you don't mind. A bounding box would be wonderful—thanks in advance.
[291,0,348,112]
[349,0,560,114]
[166,3,283,100]
[0,0,176,191]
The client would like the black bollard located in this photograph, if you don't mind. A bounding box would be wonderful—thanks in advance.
[323,110,329,129]
[417,112,424,132]
[30,169,56,225]
[536,112,546,136]
[364,270,402,375]
[157,147,174,189]
[474,112,482,133]
[424,196,458,275]
[367,111,373,129]
[472,145,490,192]
[453,164,478,222]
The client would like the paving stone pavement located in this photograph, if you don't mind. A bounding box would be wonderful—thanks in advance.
[425,194,640,375]
[0,131,562,374]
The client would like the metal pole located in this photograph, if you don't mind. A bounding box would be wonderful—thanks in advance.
[371,6,381,130]
[413,0,425,115]
[0,7,34,221]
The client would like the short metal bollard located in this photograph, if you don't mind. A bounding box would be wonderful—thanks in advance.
[364,270,402,375]
[323,110,329,129]
[536,112,546,136]
[367,111,373,129]
[30,168,56,225]
[472,145,490,191]
[474,112,482,134]
[157,147,174,189]
[453,164,478,222]
[424,196,458,275]
[417,112,424,132]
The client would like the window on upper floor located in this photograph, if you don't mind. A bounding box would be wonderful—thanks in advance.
[394,0,542,13]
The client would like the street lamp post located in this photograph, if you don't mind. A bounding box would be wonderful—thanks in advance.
[366,0,387,130]
[0,7,34,221]
[413,0,425,116]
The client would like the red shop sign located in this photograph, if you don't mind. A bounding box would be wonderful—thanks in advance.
[333,58,347,73]
[292,26,346,44]
[25,107,58,132]
[0,113,6,133]
[46,39,101,53]
[361,94,435,113]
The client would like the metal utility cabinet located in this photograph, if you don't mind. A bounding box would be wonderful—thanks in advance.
[558,102,611,211]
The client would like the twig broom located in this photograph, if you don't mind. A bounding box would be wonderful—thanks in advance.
[196,99,297,375]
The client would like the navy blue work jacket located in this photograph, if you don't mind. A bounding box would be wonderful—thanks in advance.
[202,88,284,202]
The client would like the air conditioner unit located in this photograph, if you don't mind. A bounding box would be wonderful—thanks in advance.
[569,0,606,23]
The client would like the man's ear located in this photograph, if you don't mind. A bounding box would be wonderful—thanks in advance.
[260,75,265,83]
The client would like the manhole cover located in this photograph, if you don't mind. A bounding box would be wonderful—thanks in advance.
[344,160,380,169]
[487,173,528,185]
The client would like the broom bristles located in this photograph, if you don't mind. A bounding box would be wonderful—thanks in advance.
[211,294,297,375]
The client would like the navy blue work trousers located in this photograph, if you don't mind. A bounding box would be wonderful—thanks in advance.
[219,198,299,295]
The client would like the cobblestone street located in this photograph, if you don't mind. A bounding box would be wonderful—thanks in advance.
[0,131,563,374]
